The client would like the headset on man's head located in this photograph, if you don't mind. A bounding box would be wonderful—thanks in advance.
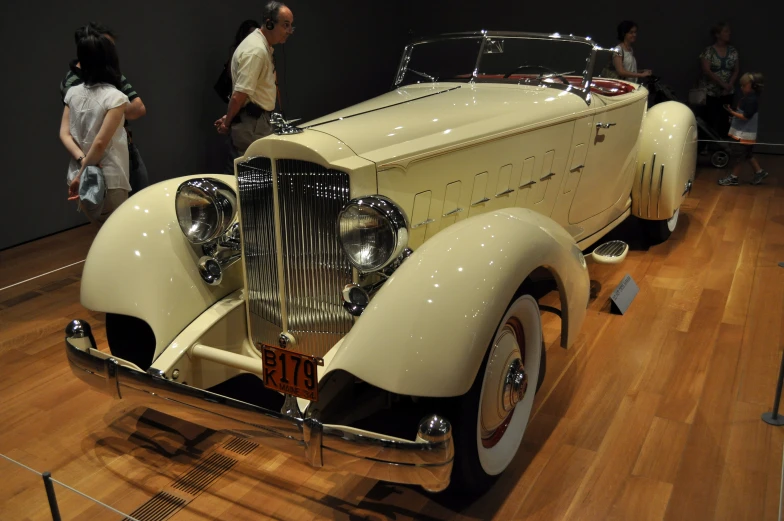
[264,1,284,30]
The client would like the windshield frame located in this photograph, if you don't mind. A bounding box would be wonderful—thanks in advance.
[392,30,617,105]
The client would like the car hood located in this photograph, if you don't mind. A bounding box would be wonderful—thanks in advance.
[302,82,591,167]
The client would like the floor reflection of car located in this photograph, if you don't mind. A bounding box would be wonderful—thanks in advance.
[65,31,697,495]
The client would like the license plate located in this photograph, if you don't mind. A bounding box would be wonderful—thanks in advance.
[260,344,323,401]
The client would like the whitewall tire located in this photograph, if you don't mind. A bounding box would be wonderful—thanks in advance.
[448,294,545,493]
[667,208,680,233]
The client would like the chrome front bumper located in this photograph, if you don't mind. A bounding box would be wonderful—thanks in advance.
[65,320,454,492]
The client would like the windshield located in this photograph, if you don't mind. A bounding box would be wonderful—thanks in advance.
[395,34,597,95]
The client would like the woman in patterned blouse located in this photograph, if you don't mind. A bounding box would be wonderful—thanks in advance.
[699,22,739,138]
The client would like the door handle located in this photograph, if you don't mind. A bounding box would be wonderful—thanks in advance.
[596,122,616,129]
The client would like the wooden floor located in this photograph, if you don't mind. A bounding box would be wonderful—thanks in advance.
[1,156,783,520]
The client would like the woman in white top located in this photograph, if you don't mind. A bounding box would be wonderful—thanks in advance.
[611,20,652,83]
[59,30,130,225]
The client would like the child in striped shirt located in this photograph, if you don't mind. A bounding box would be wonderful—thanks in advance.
[718,72,768,186]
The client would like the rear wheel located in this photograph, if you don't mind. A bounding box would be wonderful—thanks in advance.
[449,295,546,493]
[644,207,680,245]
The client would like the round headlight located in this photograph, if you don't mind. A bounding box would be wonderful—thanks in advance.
[338,196,409,272]
[175,179,236,244]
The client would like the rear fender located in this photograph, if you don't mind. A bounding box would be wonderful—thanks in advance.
[80,175,243,361]
[322,209,590,398]
[633,101,698,220]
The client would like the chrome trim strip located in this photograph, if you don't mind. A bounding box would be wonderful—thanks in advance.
[411,218,435,229]
[407,30,600,47]
[442,207,464,217]
[237,158,282,347]
[495,188,515,197]
[306,87,462,130]
[657,164,665,219]
[648,153,657,218]
[639,162,646,214]
[471,197,491,206]
[65,322,454,492]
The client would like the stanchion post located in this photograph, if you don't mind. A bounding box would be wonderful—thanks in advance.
[41,471,62,521]
[762,347,784,426]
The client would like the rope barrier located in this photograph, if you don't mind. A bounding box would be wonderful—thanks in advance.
[0,260,85,294]
[0,453,142,521]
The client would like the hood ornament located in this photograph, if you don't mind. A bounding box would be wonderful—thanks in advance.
[270,112,303,135]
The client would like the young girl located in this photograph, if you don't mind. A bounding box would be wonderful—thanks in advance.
[718,72,768,186]
[59,29,130,223]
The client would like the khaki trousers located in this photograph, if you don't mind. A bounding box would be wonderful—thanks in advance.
[230,111,273,158]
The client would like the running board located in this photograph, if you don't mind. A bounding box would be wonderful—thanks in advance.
[590,240,629,264]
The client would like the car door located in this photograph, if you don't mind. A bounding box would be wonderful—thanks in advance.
[568,99,646,224]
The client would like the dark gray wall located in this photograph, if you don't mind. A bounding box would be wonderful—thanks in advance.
[1,0,779,250]
[0,0,408,250]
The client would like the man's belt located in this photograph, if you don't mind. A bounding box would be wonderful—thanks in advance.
[232,103,267,124]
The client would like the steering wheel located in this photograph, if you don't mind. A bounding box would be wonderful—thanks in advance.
[503,64,569,84]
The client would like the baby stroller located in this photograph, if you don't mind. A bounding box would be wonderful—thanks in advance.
[646,77,732,168]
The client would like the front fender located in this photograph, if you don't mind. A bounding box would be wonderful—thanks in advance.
[323,209,590,398]
[80,175,243,361]
[633,101,698,220]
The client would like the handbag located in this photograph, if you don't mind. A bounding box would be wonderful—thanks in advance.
[128,142,149,195]
[214,62,232,103]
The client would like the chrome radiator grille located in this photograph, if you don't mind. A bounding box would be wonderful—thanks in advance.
[237,158,354,357]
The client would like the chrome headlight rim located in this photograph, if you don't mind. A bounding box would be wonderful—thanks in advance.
[337,195,409,272]
[175,178,237,245]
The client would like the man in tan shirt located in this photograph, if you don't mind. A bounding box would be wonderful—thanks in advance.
[215,1,295,158]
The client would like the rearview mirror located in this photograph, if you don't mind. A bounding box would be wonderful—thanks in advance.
[483,39,504,54]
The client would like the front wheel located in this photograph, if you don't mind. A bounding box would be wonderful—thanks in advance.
[449,295,546,493]
[644,207,680,245]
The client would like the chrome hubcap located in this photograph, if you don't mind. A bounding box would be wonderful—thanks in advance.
[502,358,527,412]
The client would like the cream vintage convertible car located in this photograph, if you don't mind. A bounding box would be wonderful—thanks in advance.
[65,31,696,494]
